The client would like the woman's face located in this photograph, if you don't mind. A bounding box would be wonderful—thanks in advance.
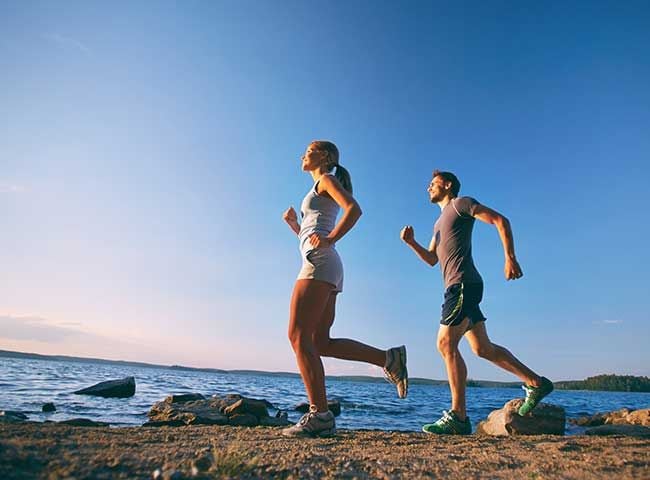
[301,144,328,171]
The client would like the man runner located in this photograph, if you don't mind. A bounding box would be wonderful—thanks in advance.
[400,170,553,435]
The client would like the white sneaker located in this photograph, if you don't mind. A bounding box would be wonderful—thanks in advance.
[281,406,336,438]
[383,345,408,399]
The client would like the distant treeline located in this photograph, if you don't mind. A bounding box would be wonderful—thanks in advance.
[1,350,648,392]
[554,374,650,393]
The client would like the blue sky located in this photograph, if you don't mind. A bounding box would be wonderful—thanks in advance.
[1,1,649,381]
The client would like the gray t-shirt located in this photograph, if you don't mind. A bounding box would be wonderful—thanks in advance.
[433,196,483,288]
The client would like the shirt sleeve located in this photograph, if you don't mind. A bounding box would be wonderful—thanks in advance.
[454,197,480,217]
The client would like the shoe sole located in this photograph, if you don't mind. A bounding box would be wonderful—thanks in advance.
[422,426,471,435]
[397,346,408,399]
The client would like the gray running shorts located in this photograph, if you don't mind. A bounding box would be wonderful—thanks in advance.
[297,247,344,293]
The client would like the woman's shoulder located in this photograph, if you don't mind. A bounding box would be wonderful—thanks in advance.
[315,174,340,199]
[318,173,341,187]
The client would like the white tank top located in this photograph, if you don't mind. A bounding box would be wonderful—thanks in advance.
[298,174,340,256]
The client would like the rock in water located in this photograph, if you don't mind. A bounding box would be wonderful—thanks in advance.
[145,393,288,427]
[569,408,650,427]
[0,411,28,423]
[223,398,270,419]
[476,398,565,436]
[73,376,136,398]
[58,418,110,427]
[168,393,205,403]
[625,408,650,426]
[42,403,56,412]
[295,399,341,417]
[228,413,258,426]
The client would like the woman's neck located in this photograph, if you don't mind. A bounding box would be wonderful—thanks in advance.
[310,167,330,182]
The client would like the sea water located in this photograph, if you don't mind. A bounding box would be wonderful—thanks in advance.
[1,357,647,433]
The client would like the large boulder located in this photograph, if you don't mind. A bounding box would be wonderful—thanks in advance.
[476,399,565,436]
[569,408,650,427]
[625,408,650,425]
[228,413,258,427]
[223,398,270,419]
[260,411,290,427]
[146,396,228,426]
[168,393,205,403]
[145,393,289,428]
[569,412,607,427]
[74,376,136,398]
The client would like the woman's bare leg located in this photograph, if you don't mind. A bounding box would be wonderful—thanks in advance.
[312,293,385,367]
[288,279,335,412]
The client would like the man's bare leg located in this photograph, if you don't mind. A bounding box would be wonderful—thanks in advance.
[464,321,541,386]
[437,318,471,420]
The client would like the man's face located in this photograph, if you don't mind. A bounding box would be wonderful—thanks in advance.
[427,175,450,203]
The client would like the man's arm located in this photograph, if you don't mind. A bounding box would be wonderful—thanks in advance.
[400,225,438,267]
[472,204,523,280]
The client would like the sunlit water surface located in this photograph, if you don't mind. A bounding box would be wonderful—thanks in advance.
[1,357,647,433]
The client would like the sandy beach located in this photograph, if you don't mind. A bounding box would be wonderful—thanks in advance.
[2,423,649,479]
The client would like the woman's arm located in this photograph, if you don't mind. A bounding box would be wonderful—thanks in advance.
[282,206,300,236]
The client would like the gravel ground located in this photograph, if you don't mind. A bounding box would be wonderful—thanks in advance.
[1,423,649,479]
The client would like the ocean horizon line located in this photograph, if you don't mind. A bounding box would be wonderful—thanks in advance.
[1,348,628,389]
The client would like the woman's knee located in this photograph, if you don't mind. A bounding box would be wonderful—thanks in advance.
[313,333,331,355]
[288,325,312,352]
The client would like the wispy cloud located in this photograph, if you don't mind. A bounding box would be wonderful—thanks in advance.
[42,33,91,56]
[56,321,83,327]
[592,319,624,325]
[0,183,26,194]
[0,315,94,343]
[0,315,176,365]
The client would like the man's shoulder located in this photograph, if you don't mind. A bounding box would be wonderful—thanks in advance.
[453,196,481,217]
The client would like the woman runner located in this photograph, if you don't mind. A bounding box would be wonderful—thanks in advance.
[281,140,408,437]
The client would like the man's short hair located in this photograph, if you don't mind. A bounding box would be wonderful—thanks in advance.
[433,170,461,196]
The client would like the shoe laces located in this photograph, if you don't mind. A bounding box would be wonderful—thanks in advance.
[383,368,399,385]
[383,350,402,384]
[522,384,538,399]
[297,406,318,426]
[435,410,455,427]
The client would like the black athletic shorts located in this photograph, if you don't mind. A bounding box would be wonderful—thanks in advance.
[440,282,487,327]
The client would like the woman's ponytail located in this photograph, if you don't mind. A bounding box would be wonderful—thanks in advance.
[334,164,353,194]
[310,140,353,194]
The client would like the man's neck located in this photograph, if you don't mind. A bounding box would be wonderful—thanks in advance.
[437,195,456,211]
